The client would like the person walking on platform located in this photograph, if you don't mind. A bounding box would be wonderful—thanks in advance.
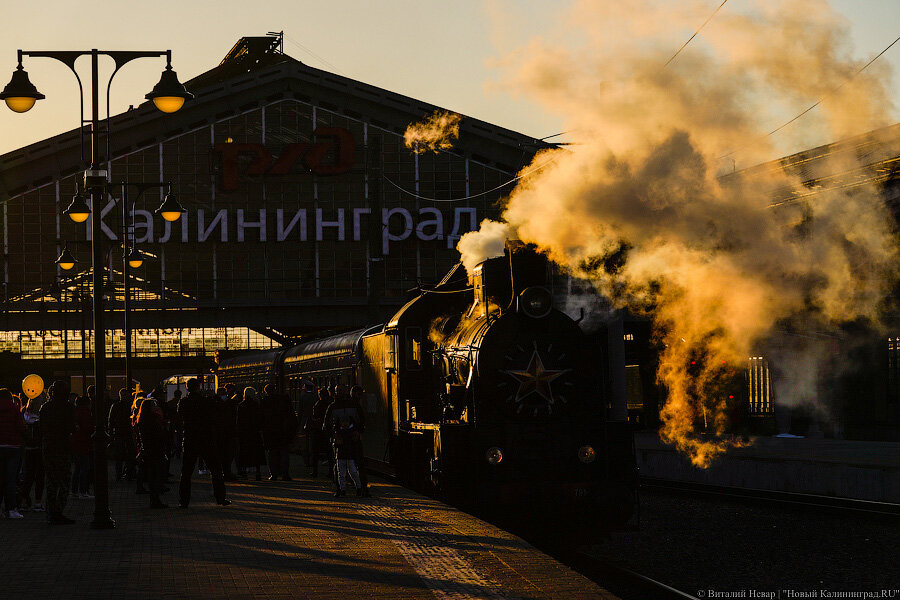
[131,394,150,495]
[40,381,77,524]
[215,387,238,482]
[70,393,94,499]
[305,386,330,478]
[236,387,265,481]
[298,381,318,471]
[178,378,229,508]
[167,390,183,460]
[260,384,298,481]
[136,394,168,508]
[18,393,45,512]
[332,417,363,497]
[108,388,134,482]
[323,385,370,496]
[0,388,25,518]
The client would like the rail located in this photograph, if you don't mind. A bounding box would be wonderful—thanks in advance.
[640,477,900,517]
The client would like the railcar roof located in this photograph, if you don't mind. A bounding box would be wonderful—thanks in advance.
[217,347,286,370]
[283,325,380,362]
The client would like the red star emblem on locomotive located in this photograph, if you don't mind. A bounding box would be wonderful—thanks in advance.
[504,350,570,409]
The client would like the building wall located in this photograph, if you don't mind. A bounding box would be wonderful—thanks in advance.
[1,98,516,326]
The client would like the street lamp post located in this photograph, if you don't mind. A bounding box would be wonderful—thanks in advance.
[116,181,183,389]
[4,48,192,529]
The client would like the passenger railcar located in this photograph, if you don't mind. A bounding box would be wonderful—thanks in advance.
[217,242,639,535]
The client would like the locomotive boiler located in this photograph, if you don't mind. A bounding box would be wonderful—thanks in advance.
[217,242,638,534]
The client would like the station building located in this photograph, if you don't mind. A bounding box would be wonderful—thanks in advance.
[0,34,547,388]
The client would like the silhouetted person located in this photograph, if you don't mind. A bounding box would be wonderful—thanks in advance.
[323,385,369,496]
[18,393,45,511]
[260,385,297,481]
[215,387,238,481]
[167,390,183,459]
[236,387,264,481]
[40,381,77,524]
[108,388,134,481]
[332,417,362,498]
[137,394,168,508]
[298,380,318,469]
[71,390,95,498]
[0,388,25,518]
[178,378,229,507]
[306,387,330,478]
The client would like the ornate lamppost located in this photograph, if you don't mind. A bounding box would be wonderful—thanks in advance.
[3,48,192,529]
[116,181,183,389]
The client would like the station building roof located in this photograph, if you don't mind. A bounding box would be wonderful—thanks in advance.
[0,34,549,200]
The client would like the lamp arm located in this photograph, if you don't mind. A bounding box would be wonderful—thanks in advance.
[103,52,168,174]
[19,51,86,164]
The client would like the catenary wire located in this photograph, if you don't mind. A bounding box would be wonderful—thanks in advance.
[722,34,900,160]
[663,0,729,67]
[381,153,560,203]
[285,37,349,77]
[383,0,731,204]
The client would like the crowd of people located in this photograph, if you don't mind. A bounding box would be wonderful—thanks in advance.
[0,376,371,523]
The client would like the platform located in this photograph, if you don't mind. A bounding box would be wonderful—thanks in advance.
[0,460,616,600]
[635,432,900,502]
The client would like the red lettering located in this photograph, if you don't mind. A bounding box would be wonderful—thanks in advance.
[267,143,309,176]
[215,143,272,191]
[215,128,355,191]
[307,127,355,175]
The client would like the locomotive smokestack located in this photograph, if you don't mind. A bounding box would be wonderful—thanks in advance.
[472,241,550,318]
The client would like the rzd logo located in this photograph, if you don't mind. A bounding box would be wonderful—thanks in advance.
[214,127,354,191]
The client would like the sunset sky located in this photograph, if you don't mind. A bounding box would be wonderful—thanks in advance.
[0,0,897,162]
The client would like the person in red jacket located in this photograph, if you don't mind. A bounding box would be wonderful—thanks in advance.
[70,393,94,499]
[0,387,26,518]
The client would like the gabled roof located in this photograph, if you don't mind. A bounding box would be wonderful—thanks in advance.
[0,35,550,200]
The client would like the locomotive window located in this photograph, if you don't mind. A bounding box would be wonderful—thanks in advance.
[386,334,398,370]
[407,327,422,370]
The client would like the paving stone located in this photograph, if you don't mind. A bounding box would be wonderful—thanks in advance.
[0,460,617,599]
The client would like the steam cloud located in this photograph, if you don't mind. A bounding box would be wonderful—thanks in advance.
[458,219,511,276]
[404,111,462,154]
[461,0,899,467]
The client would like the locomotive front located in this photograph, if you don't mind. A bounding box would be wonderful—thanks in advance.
[436,244,637,535]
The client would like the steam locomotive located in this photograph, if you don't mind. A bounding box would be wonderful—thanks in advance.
[217,242,638,534]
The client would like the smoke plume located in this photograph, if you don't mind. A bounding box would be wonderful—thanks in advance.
[457,219,511,276]
[404,111,462,154]
[461,0,899,467]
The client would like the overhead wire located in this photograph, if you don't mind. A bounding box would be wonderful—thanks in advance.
[385,1,731,204]
[663,0,729,67]
[381,153,561,203]
[284,36,349,77]
[722,34,900,161]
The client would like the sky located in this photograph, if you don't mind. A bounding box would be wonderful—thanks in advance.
[0,0,897,162]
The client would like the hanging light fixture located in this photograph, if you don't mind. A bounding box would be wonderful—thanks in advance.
[56,247,77,271]
[155,188,185,222]
[63,192,91,223]
[145,60,193,114]
[0,63,44,113]
[126,248,144,269]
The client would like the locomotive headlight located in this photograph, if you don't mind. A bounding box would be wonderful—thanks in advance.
[485,446,504,465]
[517,287,552,318]
[578,445,596,464]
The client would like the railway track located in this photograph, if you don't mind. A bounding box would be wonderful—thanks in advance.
[640,476,900,517]
[550,548,698,600]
